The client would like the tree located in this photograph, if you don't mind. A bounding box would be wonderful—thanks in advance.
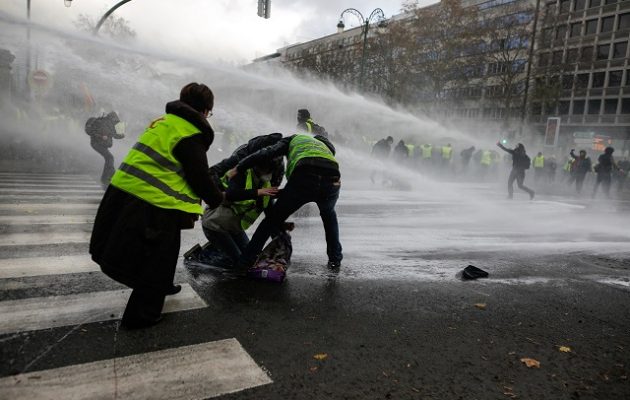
[481,3,536,127]
[400,0,487,113]
[74,12,136,41]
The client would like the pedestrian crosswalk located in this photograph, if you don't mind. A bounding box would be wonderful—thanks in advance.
[0,172,271,398]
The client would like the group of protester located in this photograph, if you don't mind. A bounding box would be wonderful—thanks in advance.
[370,135,627,199]
[88,83,342,329]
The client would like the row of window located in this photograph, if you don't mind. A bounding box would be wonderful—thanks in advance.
[539,68,630,89]
[538,40,628,65]
[548,0,628,15]
[533,97,630,114]
[541,12,630,44]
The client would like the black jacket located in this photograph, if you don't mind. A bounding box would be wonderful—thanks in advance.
[210,133,284,187]
[236,134,339,178]
[498,143,530,171]
[90,100,223,291]
[86,114,124,148]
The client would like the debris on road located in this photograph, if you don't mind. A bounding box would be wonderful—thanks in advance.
[520,358,541,368]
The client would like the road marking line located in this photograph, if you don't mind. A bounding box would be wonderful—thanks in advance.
[0,173,93,180]
[0,188,103,194]
[0,203,99,212]
[0,255,98,279]
[0,183,101,189]
[0,338,272,399]
[0,232,91,246]
[0,284,206,335]
[0,196,102,203]
[0,215,95,225]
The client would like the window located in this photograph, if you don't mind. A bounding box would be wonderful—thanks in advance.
[604,0,618,4]
[562,74,574,88]
[588,99,601,114]
[604,99,618,114]
[589,0,601,7]
[552,50,564,64]
[567,48,579,62]
[541,28,554,45]
[608,70,623,86]
[622,98,630,113]
[573,99,586,114]
[538,52,550,66]
[574,0,587,10]
[556,25,568,40]
[597,44,610,60]
[560,0,571,12]
[620,13,630,30]
[581,46,594,62]
[612,41,628,58]
[559,101,571,114]
[592,71,606,87]
[570,22,582,37]
[601,16,614,33]
[576,73,590,88]
[585,19,598,35]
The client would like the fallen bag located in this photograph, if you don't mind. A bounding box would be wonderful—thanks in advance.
[248,223,294,283]
[461,265,489,280]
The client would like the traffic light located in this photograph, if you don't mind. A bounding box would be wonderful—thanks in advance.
[257,0,270,19]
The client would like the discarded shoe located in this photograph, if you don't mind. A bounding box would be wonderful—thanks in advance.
[461,265,489,280]
[165,284,182,295]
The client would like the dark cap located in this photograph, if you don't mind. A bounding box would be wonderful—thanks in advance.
[297,109,310,119]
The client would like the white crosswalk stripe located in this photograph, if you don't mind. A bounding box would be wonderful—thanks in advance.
[0,339,272,399]
[0,171,271,398]
[0,215,95,225]
[0,232,92,246]
[0,284,206,335]
[0,255,98,278]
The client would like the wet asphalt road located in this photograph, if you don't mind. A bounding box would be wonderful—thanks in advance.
[1,171,629,399]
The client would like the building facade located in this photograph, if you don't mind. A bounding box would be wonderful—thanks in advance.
[252,0,630,154]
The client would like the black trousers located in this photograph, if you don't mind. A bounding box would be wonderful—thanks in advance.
[91,142,115,185]
[507,169,534,198]
[91,186,183,327]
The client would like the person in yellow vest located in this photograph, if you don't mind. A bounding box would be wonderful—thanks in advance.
[297,109,328,136]
[228,133,342,271]
[441,143,453,168]
[533,152,545,181]
[90,83,224,329]
[479,149,493,178]
[200,158,281,264]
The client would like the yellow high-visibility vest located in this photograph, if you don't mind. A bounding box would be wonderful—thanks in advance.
[110,114,203,214]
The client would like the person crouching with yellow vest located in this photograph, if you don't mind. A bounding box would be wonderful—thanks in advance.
[229,133,342,272]
[90,83,224,329]
[201,158,281,265]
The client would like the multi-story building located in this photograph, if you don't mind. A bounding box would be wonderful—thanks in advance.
[530,0,630,152]
[252,0,630,153]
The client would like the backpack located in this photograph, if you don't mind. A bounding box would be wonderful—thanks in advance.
[84,117,99,136]
[522,154,531,170]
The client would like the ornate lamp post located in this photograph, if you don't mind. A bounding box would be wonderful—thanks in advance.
[336,8,386,90]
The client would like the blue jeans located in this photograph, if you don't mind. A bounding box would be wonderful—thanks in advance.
[202,226,249,264]
[238,170,342,267]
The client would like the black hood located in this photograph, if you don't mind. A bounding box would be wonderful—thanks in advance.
[165,100,214,147]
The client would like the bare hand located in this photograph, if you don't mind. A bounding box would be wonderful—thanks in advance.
[226,167,238,179]
[496,141,501,147]
[258,187,279,197]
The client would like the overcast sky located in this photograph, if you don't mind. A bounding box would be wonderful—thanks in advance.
[2,0,437,64]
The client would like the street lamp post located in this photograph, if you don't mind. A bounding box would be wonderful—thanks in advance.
[337,8,386,90]
[93,0,133,35]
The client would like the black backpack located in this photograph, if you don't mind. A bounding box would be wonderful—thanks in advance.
[84,117,99,136]
[522,154,531,170]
